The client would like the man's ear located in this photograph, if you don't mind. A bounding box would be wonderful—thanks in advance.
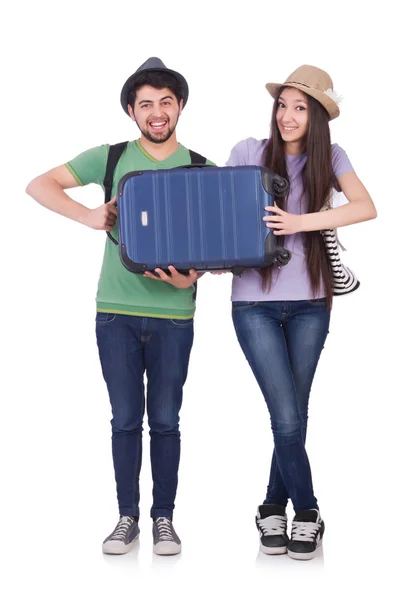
[128,104,136,121]
[178,99,184,114]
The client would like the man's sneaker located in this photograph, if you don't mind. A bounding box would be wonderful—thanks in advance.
[287,509,324,560]
[153,517,181,555]
[255,504,289,555]
[102,516,140,554]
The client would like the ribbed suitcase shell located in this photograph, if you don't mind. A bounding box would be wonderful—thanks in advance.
[117,165,289,273]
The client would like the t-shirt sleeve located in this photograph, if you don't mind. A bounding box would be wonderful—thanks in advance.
[225,139,251,166]
[65,144,109,186]
[332,144,354,179]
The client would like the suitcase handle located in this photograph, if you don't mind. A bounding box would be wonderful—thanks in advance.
[107,231,118,245]
[107,200,119,244]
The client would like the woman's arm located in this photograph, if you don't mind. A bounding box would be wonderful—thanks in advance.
[264,171,377,235]
[302,171,377,231]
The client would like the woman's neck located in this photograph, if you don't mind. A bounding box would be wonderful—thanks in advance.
[284,140,305,156]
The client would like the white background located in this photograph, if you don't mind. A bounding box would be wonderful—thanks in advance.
[2,0,396,598]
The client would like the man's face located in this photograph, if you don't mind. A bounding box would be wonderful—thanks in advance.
[128,86,183,144]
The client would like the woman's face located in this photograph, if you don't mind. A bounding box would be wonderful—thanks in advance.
[276,87,309,148]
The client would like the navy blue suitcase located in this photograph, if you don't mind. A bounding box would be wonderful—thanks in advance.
[114,165,291,275]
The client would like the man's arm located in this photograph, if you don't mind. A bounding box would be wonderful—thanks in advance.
[26,166,117,232]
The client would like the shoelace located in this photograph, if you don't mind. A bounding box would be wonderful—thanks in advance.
[257,514,287,536]
[155,517,174,541]
[291,520,320,542]
[111,516,135,541]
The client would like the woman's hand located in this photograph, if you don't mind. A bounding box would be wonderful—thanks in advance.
[263,203,303,235]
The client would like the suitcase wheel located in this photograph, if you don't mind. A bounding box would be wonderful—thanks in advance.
[273,250,292,267]
[231,266,245,277]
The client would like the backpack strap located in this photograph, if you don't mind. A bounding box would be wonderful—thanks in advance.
[189,149,207,165]
[104,141,129,203]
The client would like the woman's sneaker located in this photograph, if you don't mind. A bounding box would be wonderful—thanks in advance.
[102,516,140,554]
[153,517,181,555]
[255,504,289,555]
[287,509,324,560]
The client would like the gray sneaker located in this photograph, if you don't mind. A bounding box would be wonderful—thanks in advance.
[102,516,140,554]
[153,517,181,555]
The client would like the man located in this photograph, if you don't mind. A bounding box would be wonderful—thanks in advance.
[26,57,214,556]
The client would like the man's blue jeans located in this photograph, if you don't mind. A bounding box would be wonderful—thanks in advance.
[96,312,194,519]
[232,299,330,512]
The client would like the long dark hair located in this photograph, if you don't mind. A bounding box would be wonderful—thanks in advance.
[261,87,334,307]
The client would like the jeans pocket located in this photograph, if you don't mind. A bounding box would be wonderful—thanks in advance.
[95,312,117,324]
[232,301,258,311]
[170,318,194,327]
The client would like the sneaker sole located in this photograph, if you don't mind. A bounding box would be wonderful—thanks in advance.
[260,543,287,555]
[102,535,139,555]
[287,537,322,561]
[153,542,181,556]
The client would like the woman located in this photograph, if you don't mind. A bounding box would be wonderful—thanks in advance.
[226,65,377,560]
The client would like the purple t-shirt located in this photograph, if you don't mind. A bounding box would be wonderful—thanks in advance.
[226,138,354,301]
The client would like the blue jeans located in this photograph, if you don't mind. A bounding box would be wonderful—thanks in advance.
[232,300,330,512]
[96,313,194,519]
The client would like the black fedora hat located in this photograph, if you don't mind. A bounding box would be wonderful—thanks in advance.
[120,57,189,115]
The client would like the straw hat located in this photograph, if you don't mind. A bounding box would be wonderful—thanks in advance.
[266,65,341,120]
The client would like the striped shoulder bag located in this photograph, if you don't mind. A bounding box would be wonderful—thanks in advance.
[320,202,360,296]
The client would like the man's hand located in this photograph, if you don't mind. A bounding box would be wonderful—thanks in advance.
[82,196,118,231]
[143,266,204,288]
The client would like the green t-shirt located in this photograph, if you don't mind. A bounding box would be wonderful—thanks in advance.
[66,140,214,319]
